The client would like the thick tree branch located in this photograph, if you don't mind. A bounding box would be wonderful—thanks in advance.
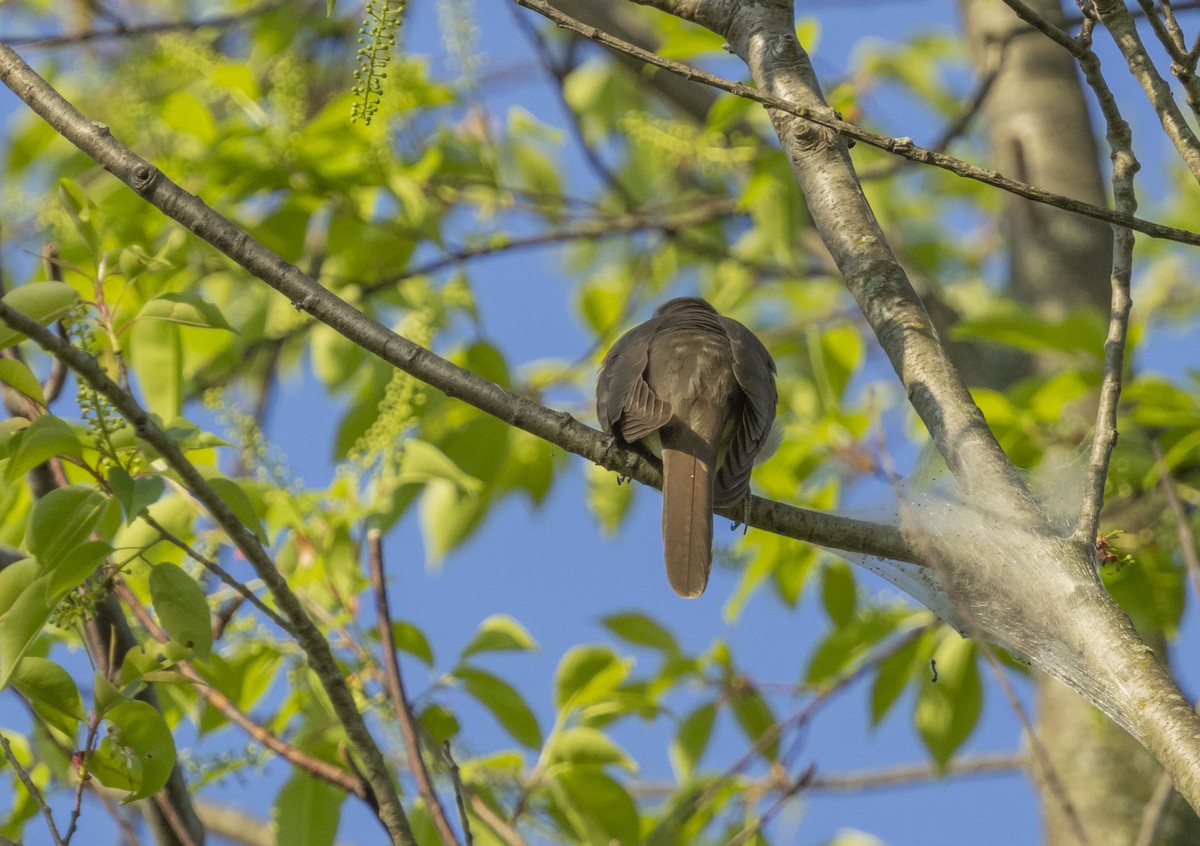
[605,0,1200,820]
[0,41,920,570]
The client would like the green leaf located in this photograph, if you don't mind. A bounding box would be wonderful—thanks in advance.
[419,703,460,745]
[555,767,640,846]
[870,633,923,726]
[129,318,182,420]
[805,607,911,689]
[951,304,1106,360]
[27,486,116,571]
[399,440,482,494]
[206,477,268,542]
[135,292,235,331]
[455,666,542,748]
[271,770,345,846]
[419,478,489,563]
[602,612,679,654]
[548,726,635,770]
[58,179,100,254]
[0,282,80,351]
[0,559,55,689]
[731,685,778,761]
[91,699,176,802]
[554,645,630,710]
[670,701,717,780]
[586,463,634,535]
[392,620,434,665]
[44,540,111,599]
[914,634,981,769]
[0,360,46,406]
[108,467,166,523]
[4,415,83,483]
[10,657,86,735]
[461,614,538,658]
[149,563,213,660]
[821,560,857,626]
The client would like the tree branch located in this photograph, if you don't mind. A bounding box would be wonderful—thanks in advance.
[0,306,414,843]
[367,529,461,846]
[513,0,1200,248]
[1092,0,1200,181]
[0,40,920,571]
[111,580,372,801]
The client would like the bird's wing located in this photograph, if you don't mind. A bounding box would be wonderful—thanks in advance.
[714,316,778,506]
[596,319,673,442]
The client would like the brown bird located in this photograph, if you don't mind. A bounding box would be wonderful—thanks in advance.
[596,297,778,598]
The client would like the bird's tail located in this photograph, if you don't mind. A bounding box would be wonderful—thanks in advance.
[661,444,714,598]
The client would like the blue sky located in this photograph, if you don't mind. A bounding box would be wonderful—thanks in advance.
[3,1,1200,845]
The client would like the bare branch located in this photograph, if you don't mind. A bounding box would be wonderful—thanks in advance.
[368,529,461,846]
[1072,11,1140,543]
[1092,0,1200,180]
[0,732,65,846]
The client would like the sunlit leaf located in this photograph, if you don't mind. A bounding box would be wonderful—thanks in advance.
[455,667,542,749]
[461,614,538,658]
[272,770,344,846]
[149,563,213,660]
[914,633,981,769]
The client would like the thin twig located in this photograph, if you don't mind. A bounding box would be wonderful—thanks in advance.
[468,794,528,846]
[722,765,815,846]
[112,579,373,802]
[1092,0,1200,180]
[510,0,1200,247]
[0,302,412,844]
[1152,441,1200,600]
[0,732,65,846]
[1072,11,1140,543]
[134,511,294,636]
[367,529,461,846]
[443,743,474,846]
[7,0,293,48]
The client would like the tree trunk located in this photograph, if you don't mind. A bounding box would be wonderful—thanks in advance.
[957,1,1199,843]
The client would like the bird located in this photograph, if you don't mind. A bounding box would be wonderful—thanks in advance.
[596,297,777,598]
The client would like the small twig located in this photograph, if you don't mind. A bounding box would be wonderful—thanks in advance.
[0,731,66,846]
[722,765,815,846]
[151,792,200,846]
[112,579,373,802]
[443,742,474,846]
[356,198,738,299]
[134,511,294,636]
[1091,0,1200,180]
[810,752,1027,790]
[1072,11,1140,543]
[1152,441,1200,599]
[468,794,528,846]
[367,529,461,846]
[7,0,293,48]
